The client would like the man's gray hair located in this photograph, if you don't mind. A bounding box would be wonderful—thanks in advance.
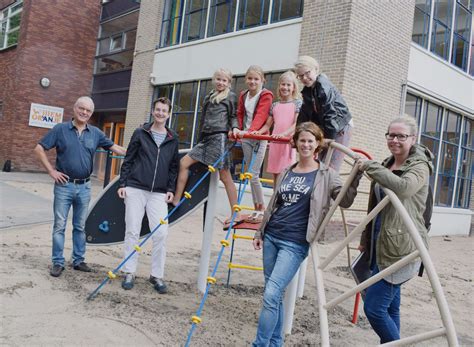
[74,96,95,112]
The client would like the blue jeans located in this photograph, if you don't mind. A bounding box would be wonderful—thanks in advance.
[364,266,401,343]
[52,181,91,267]
[253,233,309,347]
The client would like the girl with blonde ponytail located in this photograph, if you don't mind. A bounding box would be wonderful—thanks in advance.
[173,68,241,223]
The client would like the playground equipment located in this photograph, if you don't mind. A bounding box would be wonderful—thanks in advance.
[87,132,458,346]
[85,150,212,245]
[186,136,459,346]
[310,141,458,346]
[86,145,235,300]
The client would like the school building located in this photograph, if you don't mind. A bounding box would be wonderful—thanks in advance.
[0,0,139,179]
[124,0,473,235]
[1,0,472,235]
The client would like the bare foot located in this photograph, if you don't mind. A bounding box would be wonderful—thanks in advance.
[224,213,242,225]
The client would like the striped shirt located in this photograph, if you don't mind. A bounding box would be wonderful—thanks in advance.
[151,130,167,147]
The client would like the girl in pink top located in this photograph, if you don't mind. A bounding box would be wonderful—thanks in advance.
[255,71,302,184]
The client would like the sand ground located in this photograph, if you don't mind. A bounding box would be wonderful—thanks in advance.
[0,172,473,346]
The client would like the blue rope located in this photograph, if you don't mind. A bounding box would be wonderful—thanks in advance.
[87,142,236,301]
[184,144,260,346]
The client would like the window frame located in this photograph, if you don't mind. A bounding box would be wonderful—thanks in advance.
[159,0,186,48]
[454,117,473,208]
[94,11,138,75]
[182,0,209,43]
[404,89,473,209]
[412,0,433,48]
[0,0,23,50]
[153,70,284,149]
[412,0,473,74]
[159,0,303,48]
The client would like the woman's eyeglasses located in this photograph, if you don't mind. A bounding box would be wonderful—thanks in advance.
[296,70,312,80]
[385,133,414,142]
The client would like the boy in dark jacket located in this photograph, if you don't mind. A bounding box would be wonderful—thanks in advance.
[117,97,179,294]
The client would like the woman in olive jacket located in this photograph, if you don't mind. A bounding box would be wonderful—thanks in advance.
[358,116,434,344]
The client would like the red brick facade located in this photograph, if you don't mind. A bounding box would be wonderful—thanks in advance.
[0,0,100,172]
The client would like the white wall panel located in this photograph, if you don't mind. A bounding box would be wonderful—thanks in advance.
[407,44,474,114]
[430,207,472,236]
[151,21,301,84]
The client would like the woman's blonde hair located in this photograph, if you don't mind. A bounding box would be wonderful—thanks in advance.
[294,55,320,76]
[245,65,266,83]
[389,115,418,136]
[210,68,232,104]
[293,122,325,154]
[277,70,300,100]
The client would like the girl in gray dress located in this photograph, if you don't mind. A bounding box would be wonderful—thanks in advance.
[173,68,240,223]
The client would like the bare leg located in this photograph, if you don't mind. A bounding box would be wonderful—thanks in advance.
[172,155,198,206]
[219,168,241,222]
[272,173,279,188]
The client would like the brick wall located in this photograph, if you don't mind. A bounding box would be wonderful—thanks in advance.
[299,0,415,224]
[123,0,164,146]
[0,0,100,172]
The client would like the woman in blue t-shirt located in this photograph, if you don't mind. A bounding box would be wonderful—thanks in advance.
[252,122,362,346]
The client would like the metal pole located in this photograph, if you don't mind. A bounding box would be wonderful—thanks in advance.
[319,197,390,270]
[382,327,446,346]
[296,257,308,298]
[103,151,112,188]
[197,170,219,293]
[311,245,330,347]
[325,251,420,310]
[383,189,459,346]
[283,268,299,335]
[313,164,360,242]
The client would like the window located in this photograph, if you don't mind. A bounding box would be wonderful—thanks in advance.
[455,118,473,208]
[207,0,237,37]
[271,0,303,23]
[195,79,213,135]
[96,50,134,73]
[451,1,472,70]
[95,11,138,74]
[431,0,453,60]
[0,100,3,119]
[110,34,124,52]
[159,0,303,47]
[238,0,270,29]
[436,111,462,206]
[182,0,208,43]
[154,71,283,150]
[170,82,199,149]
[470,29,474,75]
[412,0,472,72]
[154,71,284,182]
[421,101,443,188]
[160,0,185,47]
[404,93,423,123]
[0,0,23,50]
[412,0,432,48]
[404,91,473,209]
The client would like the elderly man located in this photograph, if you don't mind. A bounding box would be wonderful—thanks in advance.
[34,96,126,277]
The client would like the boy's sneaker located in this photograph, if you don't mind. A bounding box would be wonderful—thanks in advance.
[149,275,167,294]
[122,273,135,290]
